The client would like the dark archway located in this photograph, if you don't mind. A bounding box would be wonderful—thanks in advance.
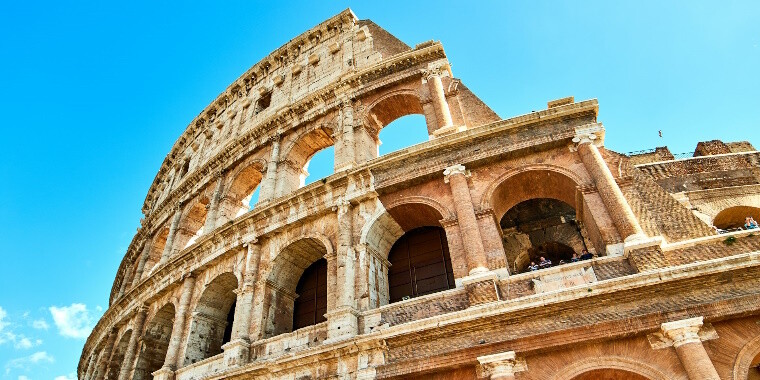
[388,226,454,303]
[500,198,588,273]
[183,273,238,365]
[105,330,132,380]
[713,205,760,230]
[133,304,175,380]
[292,258,328,330]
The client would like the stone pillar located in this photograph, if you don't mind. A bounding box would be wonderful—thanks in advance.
[83,351,99,380]
[116,263,132,299]
[477,351,527,380]
[131,241,151,287]
[258,136,280,204]
[223,240,262,367]
[573,131,645,243]
[153,275,195,380]
[334,99,356,172]
[325,199,359,343]
[660,317,720,380]
[160,205,183,264]
[93,328,118,380]
[444,164,488,275]
[118,306,148,380]
[203,171,225,232]
[425,69,454,130]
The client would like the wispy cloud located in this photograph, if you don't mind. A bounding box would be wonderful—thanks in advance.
[31,319,49,330]
[5,351,54,374]
[0,307,41,350]
[54,373,76,380]
[49,303,96,339]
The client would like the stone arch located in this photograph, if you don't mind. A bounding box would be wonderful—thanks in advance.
[278,124,336,194]
[174,195,211,251]
[133,303,175,380]
[363,89,427,135]
[552,356,670,380]
[183,272,238,365]
[263,234,333,338]
[142,226,170,280]
[482,165,586,218]
[733,333,760,380]
[713,205,760,230]
[105,329,132,380]
[217,157,266,225]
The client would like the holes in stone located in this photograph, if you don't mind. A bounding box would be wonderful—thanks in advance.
[255,91,272,114]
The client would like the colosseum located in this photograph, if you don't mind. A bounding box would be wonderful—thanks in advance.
[80,9,760,380]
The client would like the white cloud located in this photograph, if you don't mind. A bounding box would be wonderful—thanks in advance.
[49,304,96,339]
[5,351,54,374]
[0,308,39,350]
[54,373,76,380]
[31,319,48,330]
[14,337,32,350]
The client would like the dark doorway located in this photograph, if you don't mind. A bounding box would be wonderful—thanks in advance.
[221,301,236,345]
[292,258,328,330]
[388,226,454,303]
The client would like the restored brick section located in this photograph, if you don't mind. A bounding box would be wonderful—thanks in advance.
[591,259,636,281]
[379,292,469,327]
[378,265,760,377]
[636,151,760,192]
[665,233,760,266]
[627,147,674,165]
[694,139,733,156]
[628,245,668,272]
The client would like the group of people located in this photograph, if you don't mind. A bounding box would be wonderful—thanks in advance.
[527,249,594,272]
[746,216,758,230]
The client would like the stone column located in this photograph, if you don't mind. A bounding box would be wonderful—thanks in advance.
[660,317,720,380]
[258,136,280,204]
[116,263,132,299]
[223,240,262,367]
[131,241,152,287]
[334,98,356,172]
[203,171,225,232]
[444,164,489,275]
[153,275,196,380]
[477,351,527,380]
[573,131,645,243]
[118,306,148,380]
[425,69,454,130]
[325,199,359,343]
[83,351,99,380]
[93,328,118,380]
[160,205,183,264]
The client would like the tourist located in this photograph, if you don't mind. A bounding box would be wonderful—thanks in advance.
[570,253,580,263]
[538,256,552,268]
[580,249,593,260]
[746,217,758,230]
[528,262,539,271]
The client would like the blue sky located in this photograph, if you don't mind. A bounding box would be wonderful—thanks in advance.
[0,1,758,379]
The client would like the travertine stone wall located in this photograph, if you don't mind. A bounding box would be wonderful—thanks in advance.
[82,8,760,380]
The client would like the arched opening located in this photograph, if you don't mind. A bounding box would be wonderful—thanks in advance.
[142,227,169,279]
[105,330,132,380]
[183,273,238,365]
[570,369,650,380]
[377,114,429,156]
[218,164,264,225]
[388,226,454,303]
[278,126,334,195]
[750,351,760,380]
[264,237,330,338]
[302,146,335,186]
[713,205,760,231]
[133,304,175,380]
[292,258,328,330]
[500,198,588,273]
[175,197,210,250]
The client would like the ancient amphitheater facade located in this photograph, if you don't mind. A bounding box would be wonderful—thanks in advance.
[80,9,760,380]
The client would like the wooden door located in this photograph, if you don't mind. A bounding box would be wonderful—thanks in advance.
[388,226,454,303]
[293,258,328,330]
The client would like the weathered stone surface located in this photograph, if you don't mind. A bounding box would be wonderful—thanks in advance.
[81,9,760,380]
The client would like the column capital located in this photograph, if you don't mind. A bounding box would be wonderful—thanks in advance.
[443,164,468,182]
[661,317,704,347]
[333,198,352,214]
[477,351,527,379]
[572,132,597,145]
